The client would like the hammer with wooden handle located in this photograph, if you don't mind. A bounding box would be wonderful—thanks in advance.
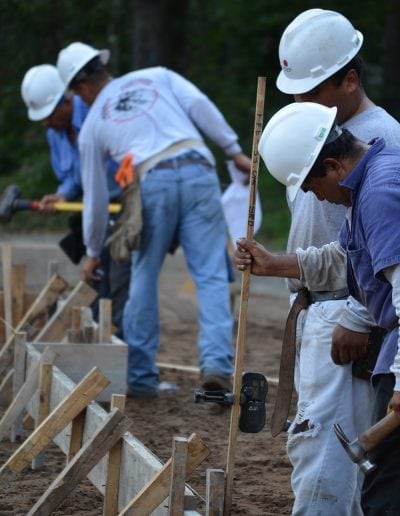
[333,410,400,474]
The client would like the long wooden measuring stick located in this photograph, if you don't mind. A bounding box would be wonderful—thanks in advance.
[224,76,266,515]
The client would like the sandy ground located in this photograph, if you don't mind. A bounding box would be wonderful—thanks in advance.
[0,233,295,515]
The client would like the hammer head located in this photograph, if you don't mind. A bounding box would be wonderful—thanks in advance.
[333,423,376,474]
[0,184,21,223]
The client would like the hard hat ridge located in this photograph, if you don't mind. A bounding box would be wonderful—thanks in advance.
[277,9,363,95]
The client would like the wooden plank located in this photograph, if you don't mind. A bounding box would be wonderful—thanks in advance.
[119,433,210,516]
[99,299,112,343]
[0,274,68,374]
[0,366,110,488]
[0,348,56,442]
[67,307,82,343]
[103,394,126,516]
[206,469,225,516]
[24,344,200,515]
[1,244,13,340]
[11,264,26,327]
[66,409,86,463]
[11,332,27,442]
[28,408,132,515]
[32,362,53,470]
[168,437,188,515]
[33,281,97,342]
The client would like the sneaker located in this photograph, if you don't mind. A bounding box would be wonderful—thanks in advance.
[201,371,232,391]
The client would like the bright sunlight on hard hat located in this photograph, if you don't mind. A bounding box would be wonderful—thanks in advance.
[258,102,337,202]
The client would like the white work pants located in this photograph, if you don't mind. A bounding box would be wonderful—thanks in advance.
[287,299,374,516]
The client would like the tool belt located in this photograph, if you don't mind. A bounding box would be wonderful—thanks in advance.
[106,178,142,263]
[352,320,399,381]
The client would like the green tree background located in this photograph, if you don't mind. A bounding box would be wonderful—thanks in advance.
[0,0,398,245]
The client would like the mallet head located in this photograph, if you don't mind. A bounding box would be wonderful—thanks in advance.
[0,184,21,223]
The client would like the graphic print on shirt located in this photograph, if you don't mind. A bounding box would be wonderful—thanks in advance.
[102,79,158,123]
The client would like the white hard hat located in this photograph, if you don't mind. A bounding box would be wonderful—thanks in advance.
[21,64,66,121]
[258,102,337,202]
[277,9,363,94]
[57,41,110,87]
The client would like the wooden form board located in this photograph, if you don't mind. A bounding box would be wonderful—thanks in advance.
[32,342,127,402]
[24,343,200,515]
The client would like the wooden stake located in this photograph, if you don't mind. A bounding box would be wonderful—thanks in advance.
[11,332,27,442]
[0,347,56,442]
[103,394,126,516]
[33,281,97,343]
[0,366,110,489]
[11,264,26,327]
[0,274,68,374]
[224,76,266,516]
[168,436,188,515]
[1,244,13,340]
[32,362,53,470]
[99,299,112,343]
[66,409,86,463]
[27,408,131,515]
[119,432,210,516]
[206,469,225,516]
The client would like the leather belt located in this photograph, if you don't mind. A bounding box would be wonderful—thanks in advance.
[152,151,210,171]
[308,288,349,303]
[270,288,310,437]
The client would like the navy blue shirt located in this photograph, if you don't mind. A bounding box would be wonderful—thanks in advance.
[339,138,400,374]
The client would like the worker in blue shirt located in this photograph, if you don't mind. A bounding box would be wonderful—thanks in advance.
[21,64,130,336]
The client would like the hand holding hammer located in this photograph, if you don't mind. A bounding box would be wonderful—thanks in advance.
[334,409,400,474]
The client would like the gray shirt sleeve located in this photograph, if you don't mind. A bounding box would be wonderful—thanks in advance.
[296,241,347,291]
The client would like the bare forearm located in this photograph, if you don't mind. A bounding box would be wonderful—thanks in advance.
[235,238,300,278]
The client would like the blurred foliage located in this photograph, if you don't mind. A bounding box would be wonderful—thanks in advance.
[0,0,398,244]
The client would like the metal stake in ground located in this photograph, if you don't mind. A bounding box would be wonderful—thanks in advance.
[224,76,266,515]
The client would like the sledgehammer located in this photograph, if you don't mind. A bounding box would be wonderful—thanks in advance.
[0,184,121,223]
[333,410,400,474]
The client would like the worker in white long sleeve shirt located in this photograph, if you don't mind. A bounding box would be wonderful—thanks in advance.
[56,42,251,397]
[234,101,400,515]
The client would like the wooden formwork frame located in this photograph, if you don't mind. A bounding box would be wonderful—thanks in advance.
[0,248,218,515]
[0,336,208,514]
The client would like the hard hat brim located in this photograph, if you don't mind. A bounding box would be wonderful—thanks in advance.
[286,107,338,202]
[27,92,65,121]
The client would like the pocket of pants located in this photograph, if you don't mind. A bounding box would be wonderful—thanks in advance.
[140,184,170,227]
[190,178,224,222]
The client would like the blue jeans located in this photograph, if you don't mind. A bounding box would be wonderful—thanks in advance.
[123,154,233,393]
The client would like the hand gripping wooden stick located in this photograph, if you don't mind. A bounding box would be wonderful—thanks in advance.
[223,76,266,516]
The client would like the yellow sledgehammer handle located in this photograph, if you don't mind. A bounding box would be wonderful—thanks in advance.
[51,202,121,214]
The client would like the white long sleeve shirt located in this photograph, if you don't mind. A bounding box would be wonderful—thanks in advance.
[78,67,242,257]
